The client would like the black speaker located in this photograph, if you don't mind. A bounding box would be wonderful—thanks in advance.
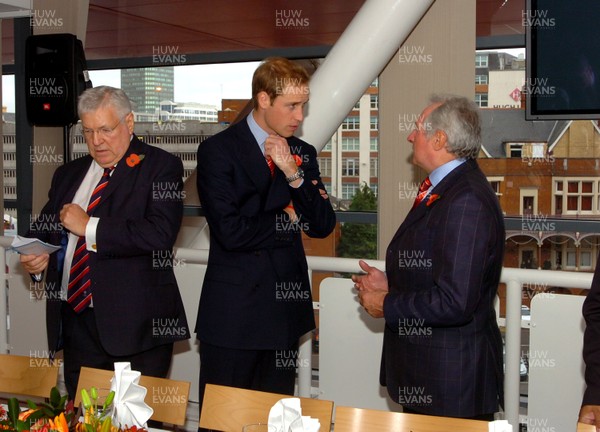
[25,33,92,127]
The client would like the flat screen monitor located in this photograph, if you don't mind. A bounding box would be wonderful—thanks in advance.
[526,0,600,120]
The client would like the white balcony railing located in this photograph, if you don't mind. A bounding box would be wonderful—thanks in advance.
[0,238,593,429]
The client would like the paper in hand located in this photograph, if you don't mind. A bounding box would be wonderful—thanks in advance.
[10,235,62,255]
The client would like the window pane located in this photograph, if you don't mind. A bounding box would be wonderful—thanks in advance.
[567,252,577,267]
[581,252,592,267]
[568,182,579,193]
[567,196,579,211]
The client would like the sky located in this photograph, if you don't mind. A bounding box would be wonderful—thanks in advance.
[2,61,261,113]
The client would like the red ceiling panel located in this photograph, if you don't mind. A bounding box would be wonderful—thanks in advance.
[1,0,525,66]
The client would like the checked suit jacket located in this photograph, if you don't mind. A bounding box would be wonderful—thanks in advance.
[381,158,505,418]
[195,118,336,350]
[29,135,190,356]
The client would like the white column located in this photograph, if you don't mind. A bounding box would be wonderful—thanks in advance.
[505,278,523,429]
[298,0,435,152]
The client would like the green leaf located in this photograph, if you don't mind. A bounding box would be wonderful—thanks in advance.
[16,419,29,432]
[7,398,20,426]
[50,386,61,407]
[58,394,68,410]
[26,400,38,409]
[41,406,54,418]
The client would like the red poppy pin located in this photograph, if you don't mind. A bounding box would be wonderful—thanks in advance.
[126,153,145,167]
[426,194,441,206]
[293,154,302,166]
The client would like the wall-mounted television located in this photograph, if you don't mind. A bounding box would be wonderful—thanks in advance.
[526,0,600,120]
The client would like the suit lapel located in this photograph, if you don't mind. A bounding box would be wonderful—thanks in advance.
[232,121,271,191]
[232,120,291,207]
[94,135,144,208]
[59,158,93,208]
[390,160,477,245]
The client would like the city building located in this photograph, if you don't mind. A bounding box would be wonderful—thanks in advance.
[121,67,175,115]
[476,51,526,108]
[479,108,600,273]
[319,79,379,204]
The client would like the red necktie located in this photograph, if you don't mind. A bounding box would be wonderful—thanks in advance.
[412,176,432,209]
[67,167,112,313]
[266,157,275,178]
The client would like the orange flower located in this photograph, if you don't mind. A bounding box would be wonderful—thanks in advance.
[18,408,38,421]
[426,194,441,206]
[54,412,69,432]
[126,153,145,167]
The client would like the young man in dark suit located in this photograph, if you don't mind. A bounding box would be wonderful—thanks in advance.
[195,57,336,409]
[353,95,504,420]
[20,86,189,398]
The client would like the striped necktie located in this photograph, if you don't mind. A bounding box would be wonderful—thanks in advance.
[266,157,275,178]
[67,167,113,313]
[412,176,432,209]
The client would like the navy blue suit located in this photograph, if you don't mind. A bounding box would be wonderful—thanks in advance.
[195,119,336,349]
[30,135,189,359]
[195,119,335,407]
[381,159,504,417]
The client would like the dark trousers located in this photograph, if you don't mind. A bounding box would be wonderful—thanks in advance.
[402,406,496,421]
[198,341,298,418]
[61,302,174,400]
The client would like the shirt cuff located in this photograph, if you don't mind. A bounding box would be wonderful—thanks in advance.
[85,217,100,253]
[288,178,304,189]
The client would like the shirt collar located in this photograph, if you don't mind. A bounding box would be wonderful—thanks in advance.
[429,158,466,188]
[247,111,269,155]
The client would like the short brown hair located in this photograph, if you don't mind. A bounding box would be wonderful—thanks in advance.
[251,57,309,109]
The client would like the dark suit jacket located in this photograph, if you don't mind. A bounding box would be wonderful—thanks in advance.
[381,159,504,417]
[582,259,600,405]
[195,118,336,350]
[30,135,190,356]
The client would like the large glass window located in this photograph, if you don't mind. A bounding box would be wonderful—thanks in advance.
[342,137,360,151]
[342,158,359,177]
[342,116,360,130]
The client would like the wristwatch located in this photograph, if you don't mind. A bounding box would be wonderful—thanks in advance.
[286,167,304,183]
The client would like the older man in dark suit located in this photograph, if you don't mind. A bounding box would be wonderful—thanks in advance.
[195,57,336,410]
[353,95,504,420]
[20,86,189,398]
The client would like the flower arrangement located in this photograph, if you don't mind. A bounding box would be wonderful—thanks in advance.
[0,387,74,432]
[0,386,146,432]
[76,387,114,432]
[76,387,147,432]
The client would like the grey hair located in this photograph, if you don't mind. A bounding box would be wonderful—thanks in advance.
[426,94,481,159]
[77,85,132,119]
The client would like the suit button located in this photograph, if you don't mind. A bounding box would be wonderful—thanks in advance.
[254,251,261,256]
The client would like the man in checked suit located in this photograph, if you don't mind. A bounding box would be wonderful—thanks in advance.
[195,57,336,409]
[353,95,504,420]
[20,86,189,398]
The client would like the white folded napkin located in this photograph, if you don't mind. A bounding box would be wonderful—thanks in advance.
[109,362,154,428]
[488,420,513,432]
[267,398,320,432]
